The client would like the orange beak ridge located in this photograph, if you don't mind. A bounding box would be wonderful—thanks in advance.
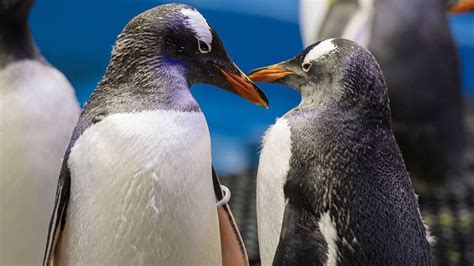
[216,66,269,108]
[248,64,297,83]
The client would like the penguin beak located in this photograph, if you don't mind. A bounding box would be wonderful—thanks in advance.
[215,64,269,108]
[449,0,474,13]
[247,64,297,83]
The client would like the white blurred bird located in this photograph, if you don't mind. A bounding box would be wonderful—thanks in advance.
[0,0,80,264]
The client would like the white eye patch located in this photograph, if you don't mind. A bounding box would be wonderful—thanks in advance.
[181,8,213,47]
[303,38,337,65]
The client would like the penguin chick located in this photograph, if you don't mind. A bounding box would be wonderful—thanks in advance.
[249,38,432,265]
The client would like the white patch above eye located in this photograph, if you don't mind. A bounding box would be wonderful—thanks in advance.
[303,38,337,64]
[181,8,213,46]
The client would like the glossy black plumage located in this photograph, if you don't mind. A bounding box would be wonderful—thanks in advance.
[250,38,432,265]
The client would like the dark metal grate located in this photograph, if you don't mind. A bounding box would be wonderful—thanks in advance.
[220,170,260,265]
[419,189,474,265]
[221,172,474,266]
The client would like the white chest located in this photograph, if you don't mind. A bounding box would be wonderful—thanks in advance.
[0,60,79,265]
[0,60,79,178]
[256,118,292,266]
[0,60,79,179]
[58,110,221,265]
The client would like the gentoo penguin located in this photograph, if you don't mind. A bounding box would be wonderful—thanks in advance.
[249,38,432,265]
[43,4,267,265]
[0,0,80,264]
[299,0,465,188]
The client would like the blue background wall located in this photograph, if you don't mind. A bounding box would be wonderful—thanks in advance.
[29,0,474,173]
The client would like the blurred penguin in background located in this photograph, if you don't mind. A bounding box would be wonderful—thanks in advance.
[299,0,468,192]
[0,0,80,264]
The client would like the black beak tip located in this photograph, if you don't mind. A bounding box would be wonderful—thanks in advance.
[256,86,270,109]
[250,78,269,109]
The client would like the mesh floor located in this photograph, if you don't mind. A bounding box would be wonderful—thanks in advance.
[220,99,474,265]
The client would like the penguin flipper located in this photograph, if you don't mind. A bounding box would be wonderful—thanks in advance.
[272,203,327,266]
[212,167,249,266]
[43,158,71,266]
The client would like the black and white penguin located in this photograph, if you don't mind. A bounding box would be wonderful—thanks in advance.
[0,0,80,264]
[299,0,465,188]
[249,38,432,265]
[42,4,267,265]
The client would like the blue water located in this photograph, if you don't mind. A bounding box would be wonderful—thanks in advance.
[29,0,474,174]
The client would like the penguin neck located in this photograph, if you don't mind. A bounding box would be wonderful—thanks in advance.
[0,13,40,68]
[299,88,336,110]
[151,59,200,112]
[297,84,391,128]
[98,56,200,113]
[297,78,344,110]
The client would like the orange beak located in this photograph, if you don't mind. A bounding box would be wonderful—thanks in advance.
[247,64,297,83]
[216,66,269,108]
[449,0,474,13]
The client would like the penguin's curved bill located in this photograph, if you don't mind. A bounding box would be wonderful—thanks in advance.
[215,65,269,108]
[449,0,474,13]
[247,64,296,83]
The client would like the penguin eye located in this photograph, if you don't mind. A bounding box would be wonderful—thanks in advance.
[198,40,211,53]
[302,62,312,72]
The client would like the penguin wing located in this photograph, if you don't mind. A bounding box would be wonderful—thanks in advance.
[212,167,249,266]
[43,155,71,266]
[273,203,327,266]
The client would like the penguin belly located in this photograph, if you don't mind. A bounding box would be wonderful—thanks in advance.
[256,118,292,266]
[57,110,221,265]
[0,60,79,265]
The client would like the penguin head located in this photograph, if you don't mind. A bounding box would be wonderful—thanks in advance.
[0,0,34,22]
[249,38,389,117]
[107,4,268,108]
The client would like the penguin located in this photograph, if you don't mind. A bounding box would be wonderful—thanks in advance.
[248,38,432,265]
[0,0,80,264]
[299,0,465,189]
[42,4,268,265]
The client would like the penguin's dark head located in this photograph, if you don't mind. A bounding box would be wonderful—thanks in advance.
[249,38,389,116]
[108,4,268,108]
[0,0,34,22]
